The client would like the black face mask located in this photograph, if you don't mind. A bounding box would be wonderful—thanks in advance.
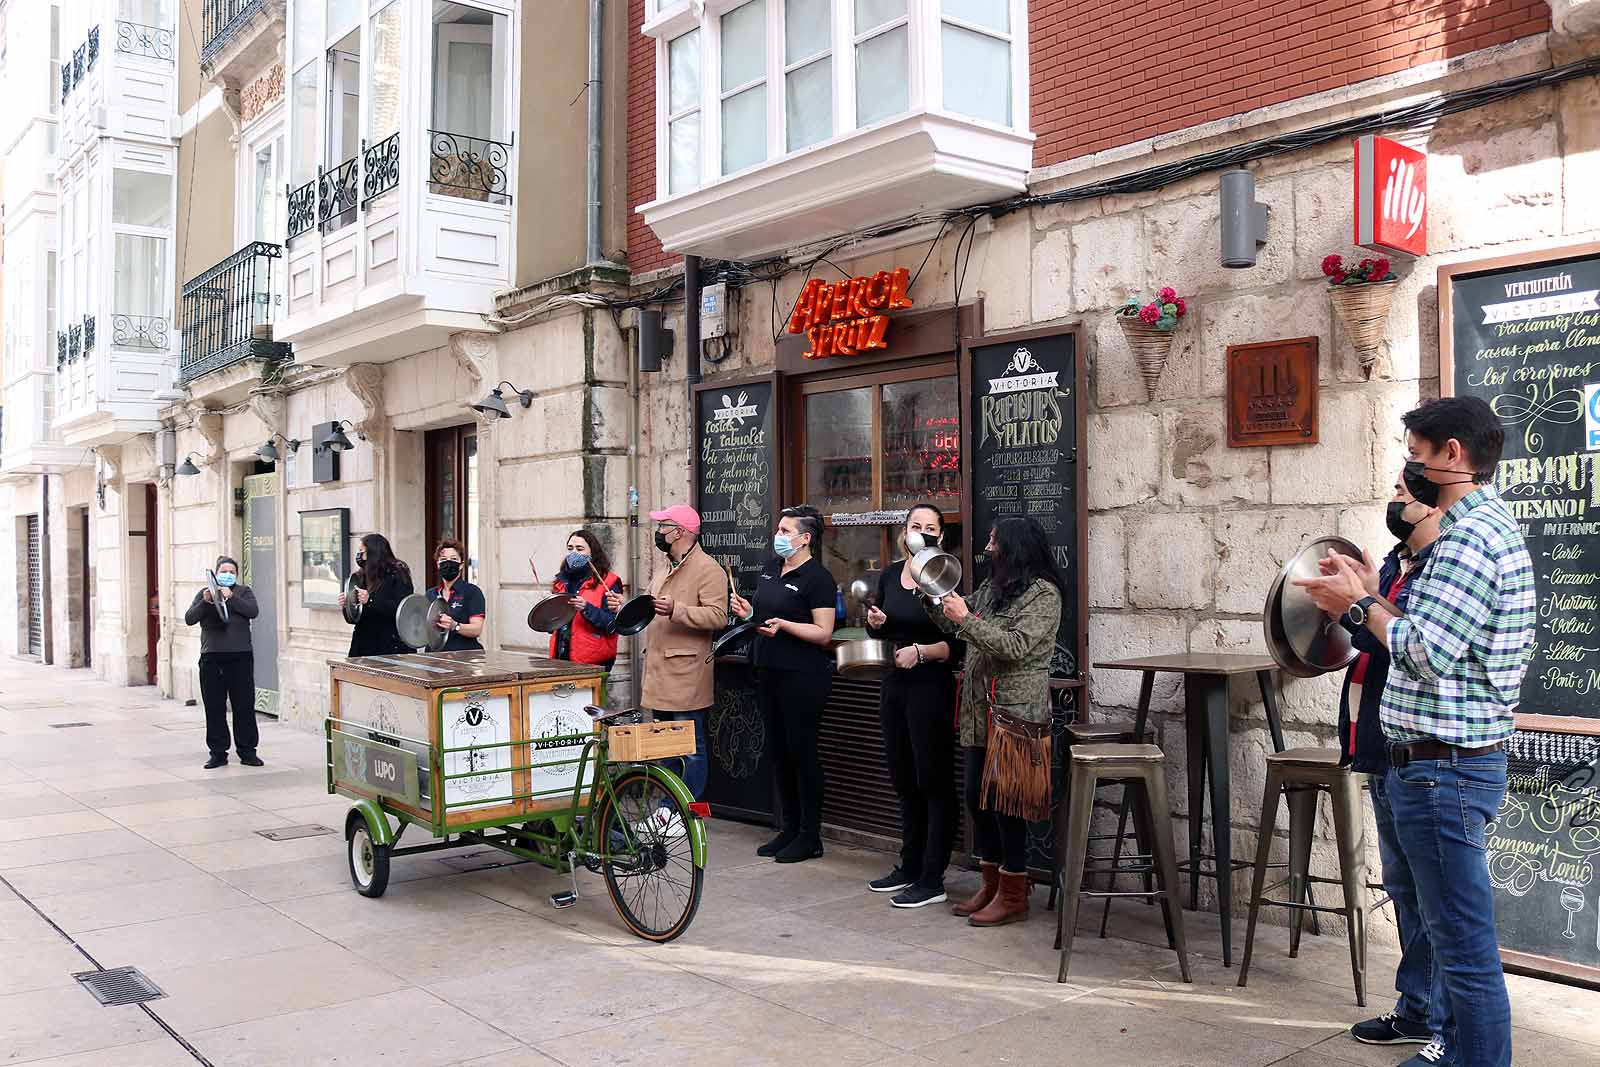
[437,560,461,582]
[1401,459,1479,509]
[355,554,367,568]
[1386,501,1421,543]
[655,530,673,554]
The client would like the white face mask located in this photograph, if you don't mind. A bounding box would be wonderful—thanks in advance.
[905,530,928,554]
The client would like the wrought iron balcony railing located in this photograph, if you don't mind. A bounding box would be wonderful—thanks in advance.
[319,156,359,232]
[286,178,316,241]
[201,0,270,69]
[88,26,99,69]
[57,332,67,369]
[72,44,85,85]
[362,133,400,206]
[428,130,513,204]
[111,314,170,351]
[83,315,96,352]
[179,241,292,383]
[116,20,175,63]
[68,324,82,361]
[61,63,71,103]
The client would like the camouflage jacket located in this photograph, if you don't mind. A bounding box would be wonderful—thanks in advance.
[930,578,1061,748]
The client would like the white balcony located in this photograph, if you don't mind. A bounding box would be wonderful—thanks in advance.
[57,5,180,157]
[275,0,515,367]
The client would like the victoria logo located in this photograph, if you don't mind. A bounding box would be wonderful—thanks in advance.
[712,390,757,425]
[986,346,1060,396]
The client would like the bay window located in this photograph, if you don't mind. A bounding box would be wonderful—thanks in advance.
[429,1,512,203]
[112,166,174,351]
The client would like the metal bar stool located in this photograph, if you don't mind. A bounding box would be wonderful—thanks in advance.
[1238,748,1369,1006]
[1047,720,1154,924]
[1055,743,1191,985]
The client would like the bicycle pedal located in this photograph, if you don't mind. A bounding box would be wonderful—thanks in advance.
[550,890,578,909]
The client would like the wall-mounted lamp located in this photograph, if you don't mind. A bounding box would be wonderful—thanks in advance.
[1220,169,1269,269]
[470,381,534,420]
[175,453,204,477]
[317,420,358,452]
[255,433,301,463]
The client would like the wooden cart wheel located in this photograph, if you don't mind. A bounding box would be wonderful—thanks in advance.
[593,770,704,943]
[346,813,391,898]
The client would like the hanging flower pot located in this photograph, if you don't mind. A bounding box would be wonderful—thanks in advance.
[1322,254,1399,379]
[1116,287,1189,400]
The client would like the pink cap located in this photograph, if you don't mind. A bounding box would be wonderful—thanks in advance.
[649,504,701,534]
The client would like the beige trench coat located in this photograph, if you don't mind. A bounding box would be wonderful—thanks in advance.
[640,544,729,711]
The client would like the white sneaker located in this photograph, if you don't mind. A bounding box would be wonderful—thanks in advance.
[632,809,686,839]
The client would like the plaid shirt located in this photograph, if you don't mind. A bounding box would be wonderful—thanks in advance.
[1380,484,1536,746]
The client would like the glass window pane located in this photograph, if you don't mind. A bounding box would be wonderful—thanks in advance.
[881,377,962,509]
[290,63,318,184]
[326,0,360,37]
[941,0,1008,32]
[855,0,906,34]
[112,169,171,227]
[855,24,907,127]
[942,23,1009,125]
[114,234,165,321]
[669,112,700,194]
[785,56,831,152]
[721,84,766,174]
[668,29,699,114]
[786,0,830,64]
[720,0,765,92]
[432,4,507,143]
[119,0,173,26]
[368,2,402,140]
[293,1,323,67]
[806,388,872,511]
[823,525,882,629]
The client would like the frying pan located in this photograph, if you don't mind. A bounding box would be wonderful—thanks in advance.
[707,619,762,662]
[205,569,230,624]
[341,573,364,624]
[1264,536,1364,676]
[424,597,449,652]
[613,594,657,637]
[527,594,579,634]
[394,593,433,649]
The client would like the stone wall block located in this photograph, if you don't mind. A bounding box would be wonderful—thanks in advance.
[1370,385,1425,497]
[1159,406,1269,507]
[1197,289,1331,398]
[1086,512,1126,609]
[1290,164,1355,281]
[499,313,590,394]
[1428,121,1562,255]
[1337,503,1393,563]
[1214,507,1328,615]
[1276,671,1344,727]
[1030,227,1074,323]
[1269,389,1376,505]
[1071,214,1148,311]
[1087,612,1189,712]
[1092,310,1200,409]
[1147,177,1294,294]
[1126,511,1213,610]
[1086,410,1160,509]
[974,212,1032,330]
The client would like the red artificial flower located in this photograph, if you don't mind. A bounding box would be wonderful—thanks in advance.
[1159,286,1177,303]
[1138,302,1161,325]
[1174,297,1187,315]
[1372,257,1391,281]
[1333,271,1348,285]
[1320,254,1343,277]
[1358,258,1374,271]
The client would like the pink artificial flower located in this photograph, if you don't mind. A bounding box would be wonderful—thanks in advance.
[1321,254,1344,277]
[1138,302,1161,325]
[1159,286,1177,303]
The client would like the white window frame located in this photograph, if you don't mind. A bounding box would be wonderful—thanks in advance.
[109,156,176,351]
[782,0,833,153]
[664,28,701,195]
[649,0,1027,202]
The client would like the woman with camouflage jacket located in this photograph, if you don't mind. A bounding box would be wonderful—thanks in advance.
[929,517,1063,927]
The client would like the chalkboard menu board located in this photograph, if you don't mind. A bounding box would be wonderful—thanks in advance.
[693,376,780,597]
[967,329,1086,678]
[1485,731,1600,977]
[1442,244,1600,723]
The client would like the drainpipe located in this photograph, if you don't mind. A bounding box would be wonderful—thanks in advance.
[684,254,702,393]
[626,320,642,705]
[585,0,605,266]
[41,475,53,665]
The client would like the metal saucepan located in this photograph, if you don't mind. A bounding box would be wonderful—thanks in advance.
[707,619,762,662]
[205,569,230,624]
[835,638,896,680]
[527,594,579,634]
[1264,535,1364,676]
[341,573,364,624]
[394,593,433,649]
[613,594,658,637]
[424,597,449,652]
[907,548,962,600]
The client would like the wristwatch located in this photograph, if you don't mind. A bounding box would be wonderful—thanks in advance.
[1346,595,1379,627]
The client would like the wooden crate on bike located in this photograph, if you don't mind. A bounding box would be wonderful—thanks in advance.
[607,719,696,761]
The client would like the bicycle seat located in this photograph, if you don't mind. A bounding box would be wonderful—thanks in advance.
[585,705,640,724]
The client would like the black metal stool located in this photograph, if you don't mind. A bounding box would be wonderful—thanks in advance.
[1055,743,1191,984]
[1047,721,1154,923]
[1238,748,1369,1006]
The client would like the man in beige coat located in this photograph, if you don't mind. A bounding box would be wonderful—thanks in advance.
[610,505,727,831]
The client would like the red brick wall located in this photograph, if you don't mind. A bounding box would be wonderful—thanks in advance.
[626,0,672,275]
[1030,0,1549,167]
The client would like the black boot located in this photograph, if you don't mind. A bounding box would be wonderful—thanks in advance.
[204,754,228,769]
[757,830,796,857]
[774,834,823,863]
[239,752,264,767]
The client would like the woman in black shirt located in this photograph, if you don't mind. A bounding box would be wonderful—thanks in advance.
[730,505,837,863]
[864,504,958,908]
[338,533,415,656]
[427,536,486,652]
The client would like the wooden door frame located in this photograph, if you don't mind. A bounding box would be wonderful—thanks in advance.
[424,424,478,588]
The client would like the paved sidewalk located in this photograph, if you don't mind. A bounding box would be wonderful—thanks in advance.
[0,659,1595,1066]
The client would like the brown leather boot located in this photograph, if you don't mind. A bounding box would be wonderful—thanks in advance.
[968,869,1030,927]
[950,861,1000,917]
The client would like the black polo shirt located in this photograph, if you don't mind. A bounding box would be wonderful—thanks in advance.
[427,580,486,652]
[750,556,836,672]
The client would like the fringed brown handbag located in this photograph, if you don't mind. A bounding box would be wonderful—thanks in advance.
[980,710,1052,823]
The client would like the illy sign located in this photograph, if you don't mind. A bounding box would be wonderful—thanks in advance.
[1354,134,1427,257]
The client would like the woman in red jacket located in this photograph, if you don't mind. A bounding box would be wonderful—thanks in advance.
[548,529,623,670]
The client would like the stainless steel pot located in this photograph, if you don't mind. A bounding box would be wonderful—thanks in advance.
[835,638,896,680]
[906,548,962,599]
[341,573,364,624]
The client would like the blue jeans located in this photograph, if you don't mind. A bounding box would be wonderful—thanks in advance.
[660,709,709,801]
[1369,771,1449,1041]
[1386,750,1512,1067]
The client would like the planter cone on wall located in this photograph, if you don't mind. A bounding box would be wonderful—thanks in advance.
[1329,278,1398,379]
[1118,317,1177,401]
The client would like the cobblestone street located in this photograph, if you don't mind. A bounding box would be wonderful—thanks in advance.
[0,658,1595,1066]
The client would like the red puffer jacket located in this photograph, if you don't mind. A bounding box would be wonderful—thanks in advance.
[549,572,622,666]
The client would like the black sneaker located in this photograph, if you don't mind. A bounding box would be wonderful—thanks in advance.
[757,831,796,857]
[1351,1011,1432,1045]
[239,754,264,767]
[203,755,227,769]
[773,836,823,863]
[890,884,948,909]
[1398,1039,1449,1066]
[868,869,914,893]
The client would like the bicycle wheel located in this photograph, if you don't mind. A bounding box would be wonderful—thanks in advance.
[592,770,704,942]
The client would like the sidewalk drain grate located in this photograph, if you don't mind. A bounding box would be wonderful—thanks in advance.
[48,722,94,728]
[255,824,334,842]
[74,966,165,1006]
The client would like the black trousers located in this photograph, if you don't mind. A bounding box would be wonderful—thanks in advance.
[199,653,259,758]
[880,669,956,888]
[964,745,1029,872]
[756,666,831,838]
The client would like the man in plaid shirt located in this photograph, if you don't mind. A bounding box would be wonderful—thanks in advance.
[1298,397,1534,1067]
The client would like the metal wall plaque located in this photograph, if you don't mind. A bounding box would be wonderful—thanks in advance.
[333,732,421,806]
[1225,336,1319,448]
